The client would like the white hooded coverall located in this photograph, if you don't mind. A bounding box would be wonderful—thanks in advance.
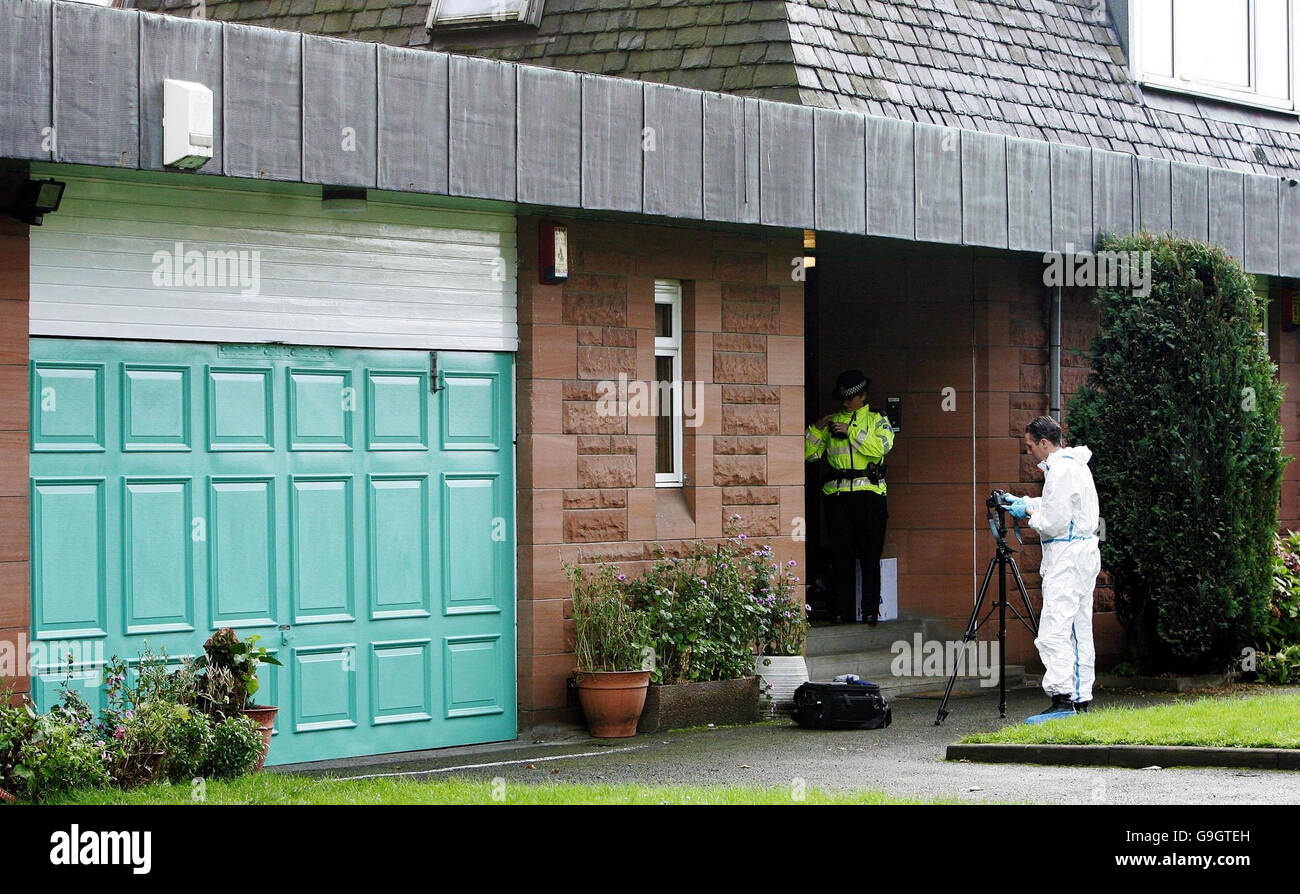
[1022,445,1101,704]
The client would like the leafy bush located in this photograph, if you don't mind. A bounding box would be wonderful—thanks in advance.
[160,704,214,783]
[1268,531,1300,647]
[630,553,731,684]
[1255,644,1300,683]
[1068,233,1286,672]
[202,715,264,780]
[0,638,276,801]
[0,690,35,796]
[625,522,798,683]
[14,712,112,802]
[99,651,190,787]
[0,676,111,800]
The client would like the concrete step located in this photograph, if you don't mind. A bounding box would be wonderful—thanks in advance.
[806,620,923,656]
[805,651,906,681]
[805,648,1026,699]
[805,614,1024,699]
[805,615,969,657]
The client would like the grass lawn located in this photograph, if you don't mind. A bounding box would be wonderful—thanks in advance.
[26,774,952,806]
[961,687,1300,748]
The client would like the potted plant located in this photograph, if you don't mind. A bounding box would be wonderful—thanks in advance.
[194,628,282,770]
[97,657,169,788]
[567,564,653,738]
[750,550,809,715]
[625,525,767,732]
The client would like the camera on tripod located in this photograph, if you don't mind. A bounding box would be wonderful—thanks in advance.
[984,489,1017,545]
[934,488,1040,725]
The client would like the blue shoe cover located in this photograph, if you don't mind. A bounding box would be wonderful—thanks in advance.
[1024,708,1076,725]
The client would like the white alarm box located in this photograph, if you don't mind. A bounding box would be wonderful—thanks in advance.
[162,79,214,170]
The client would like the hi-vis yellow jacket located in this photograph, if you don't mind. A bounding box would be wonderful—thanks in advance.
[804,406,896,495]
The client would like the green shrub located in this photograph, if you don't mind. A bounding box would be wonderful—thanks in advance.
[160,705,214,783]
[1069,234,1286,672]
[1268,531,1300,647]
[14,713,111,802]
[0,691,36,796]
[626,522,784,683]
[1255,644,1300,683]
[202,715,264,780]
[630,553,724,684]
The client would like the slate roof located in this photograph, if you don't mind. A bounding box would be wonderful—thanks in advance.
[135,0,1300,178]
[783,0,1300,176]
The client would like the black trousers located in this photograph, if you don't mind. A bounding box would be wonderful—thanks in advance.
[824,490,889,622]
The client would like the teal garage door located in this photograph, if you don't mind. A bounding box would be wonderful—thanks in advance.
[28,338,516,765]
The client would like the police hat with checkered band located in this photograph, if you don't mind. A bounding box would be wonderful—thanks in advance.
[832,369,870,401]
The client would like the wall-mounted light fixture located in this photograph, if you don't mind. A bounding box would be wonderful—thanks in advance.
[10,178,65,226]
[539,220,569,284]
[803,228,817,269]
[322,186,367,213]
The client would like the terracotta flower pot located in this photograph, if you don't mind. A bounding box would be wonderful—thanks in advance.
[239,705,279,771]
[0,785,15,803]
[573,670,652,738]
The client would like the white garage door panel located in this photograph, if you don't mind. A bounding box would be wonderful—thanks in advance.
[29,168,518,352]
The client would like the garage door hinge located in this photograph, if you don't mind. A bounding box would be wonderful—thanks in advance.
[430,352,445,393]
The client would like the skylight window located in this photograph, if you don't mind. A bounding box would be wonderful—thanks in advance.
[1132,0,1295,111]
[426,0,545,29]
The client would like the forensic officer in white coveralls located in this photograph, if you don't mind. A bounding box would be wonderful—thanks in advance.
[1003,416,1101,721]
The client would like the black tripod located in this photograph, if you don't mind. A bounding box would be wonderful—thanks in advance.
[934,492,1039,725]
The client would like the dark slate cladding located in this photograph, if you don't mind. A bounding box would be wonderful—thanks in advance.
[7,2,1286,275]
[0,0,53,161]
[138,0,1300,180]
[302,36,378,188]
[378,46,449,194]
[54,1,139,168]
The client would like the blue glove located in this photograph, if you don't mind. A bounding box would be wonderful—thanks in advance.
[1006,497,1029,519]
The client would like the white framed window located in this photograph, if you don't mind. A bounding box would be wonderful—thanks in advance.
[426,0,545,29]
[654,280,684,488]
[1132,0,1296,112]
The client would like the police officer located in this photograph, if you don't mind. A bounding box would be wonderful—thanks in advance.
[805,370,896,625]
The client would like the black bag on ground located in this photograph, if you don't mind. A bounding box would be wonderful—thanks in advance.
[791,680,892,730]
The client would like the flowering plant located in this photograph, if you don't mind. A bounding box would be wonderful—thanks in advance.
[624,517,803,682]
[747,551,807,657]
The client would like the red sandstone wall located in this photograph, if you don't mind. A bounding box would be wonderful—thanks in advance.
[514,215,805,728]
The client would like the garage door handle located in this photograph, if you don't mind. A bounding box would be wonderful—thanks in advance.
[279,624,291,645]
[430,352,445,393]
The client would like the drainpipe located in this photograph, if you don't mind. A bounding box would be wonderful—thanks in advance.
[1049,285,1062,420]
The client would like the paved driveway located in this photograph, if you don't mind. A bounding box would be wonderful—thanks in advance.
[299,685,1300,805]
